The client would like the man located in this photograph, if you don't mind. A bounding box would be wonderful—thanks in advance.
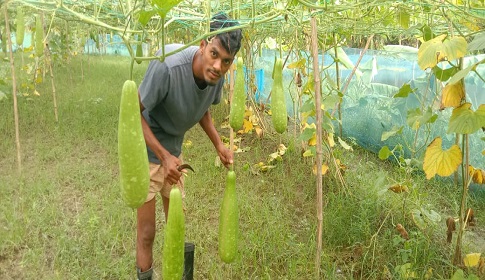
[136,13,243,279]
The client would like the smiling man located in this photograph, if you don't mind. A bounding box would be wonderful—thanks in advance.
[135,13,242,280]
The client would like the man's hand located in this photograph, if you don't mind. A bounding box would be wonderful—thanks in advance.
[217,145,234,169]
[162,155,183,185]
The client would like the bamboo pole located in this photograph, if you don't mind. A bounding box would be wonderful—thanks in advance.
[3,5,22,172]
[310,16,323,279]
[45,47,58,123]
[229,62,235,154]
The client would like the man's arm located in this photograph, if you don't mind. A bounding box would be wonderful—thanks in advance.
[199,110,233,168]
[139,93,182,185]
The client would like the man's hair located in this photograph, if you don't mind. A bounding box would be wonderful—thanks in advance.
[209,12,242,55]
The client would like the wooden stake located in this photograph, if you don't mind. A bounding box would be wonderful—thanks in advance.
[229,61,236,153]
[310,16,323,279]
[3,5,22,172]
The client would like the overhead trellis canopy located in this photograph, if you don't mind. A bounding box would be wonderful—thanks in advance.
[4,0,485,50]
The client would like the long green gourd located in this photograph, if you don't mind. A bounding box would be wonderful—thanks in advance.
[118,80,149,208]
[162,187,185,280]
[35,15,43,57]
[218,170,238,263]
[271,58,287,133]
[229,57,246,130]
[16,6,25,47]
[135,42,143,64]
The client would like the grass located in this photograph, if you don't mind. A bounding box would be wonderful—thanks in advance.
[0,52,484,279]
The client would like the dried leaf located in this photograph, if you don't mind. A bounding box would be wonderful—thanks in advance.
[255,127,263,138]
[464,253,481,268]
[308,134,317,146]
[396,224,409,240]
[388,184,409,193]
[327,133,335,147]
[312,163,329,176]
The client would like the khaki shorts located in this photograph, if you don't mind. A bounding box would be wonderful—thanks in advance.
[146,162,185,202]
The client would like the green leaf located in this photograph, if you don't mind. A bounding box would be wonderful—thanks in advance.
[303,147,315,157]
[468,33,485,52]
[450,269,465,280]
[151,0,183,18]
[393,83,414,98]
[448,64,476,85]
[302,73,315,95]
[300,99,315,113]
[381,126,403,141]
[432,65,459,82]
[450,269,479,280]
[138,10,157,26]
[287,58,306,70]
[418,34,467,70]
[337,137,353,151]
[448,103,485,134]
[299,126,316,142]
[411,208,440,230]
[378,146,392,160]
[322,111,335,133]
[406,107,437,130]
[421,25,434,41]
[0,91,7,101]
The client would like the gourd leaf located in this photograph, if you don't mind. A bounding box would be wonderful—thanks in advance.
[432,65,458,82]
[441,82,465,109]
[151,0,183,18]
[448,63,477,85]
[138,10,157,26]
[418,34,467,70]
[423,137,462,179]
[381,126,403,141]
[300,124,316,142]
[287,58,306,70]
[338,137,353,151]
[393,83,414,98]
[448,103,485,134]
[378,146,392,160]
[468,33,485,52]
[421,25,434,41]
[407,107,437,130]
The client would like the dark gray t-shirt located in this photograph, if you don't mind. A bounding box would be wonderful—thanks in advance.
[139,44,223,164]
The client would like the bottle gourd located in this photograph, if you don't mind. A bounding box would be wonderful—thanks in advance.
[162,187,185,280]
[218,170,239,263]
[271,58,287,133]
[16,7,25,47]
[118,80,149,208]
[229,57,246,130]
[35,15,43,57]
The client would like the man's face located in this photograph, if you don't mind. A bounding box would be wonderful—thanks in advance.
[198,37,235,86]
